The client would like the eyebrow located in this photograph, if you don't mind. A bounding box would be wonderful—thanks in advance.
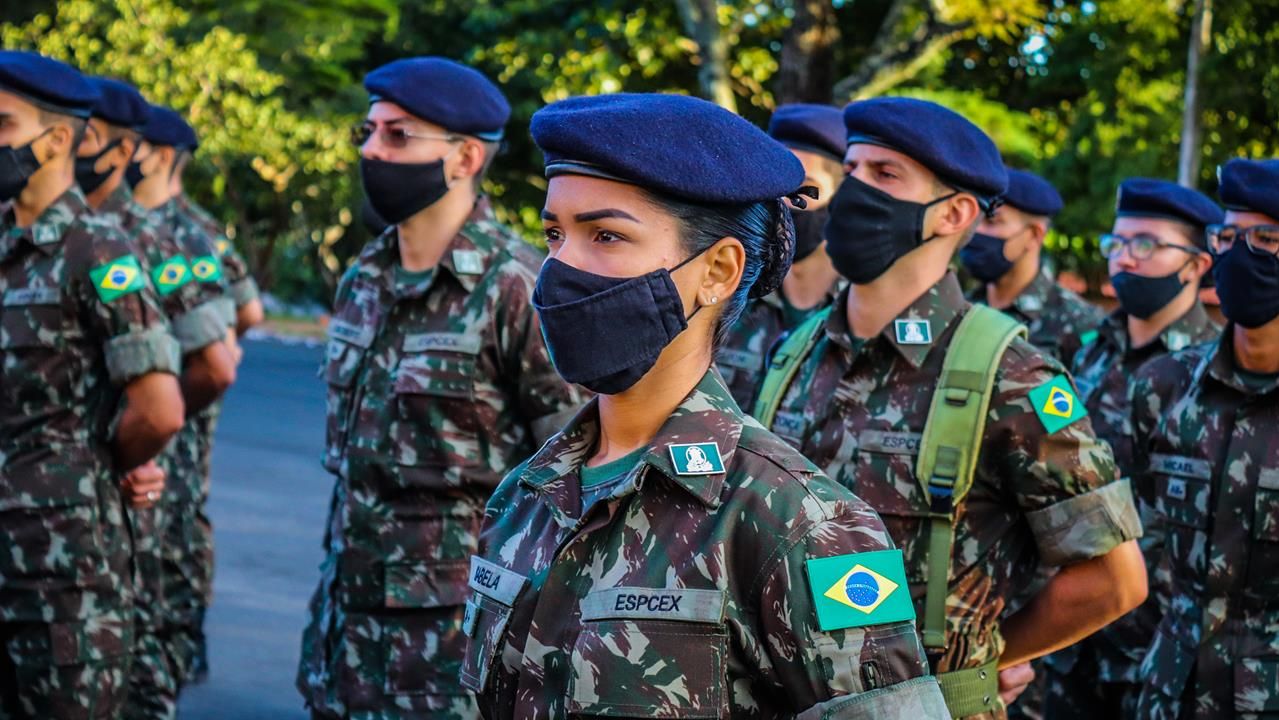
[574,208,639,223]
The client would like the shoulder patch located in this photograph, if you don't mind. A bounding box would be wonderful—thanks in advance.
[151,256,192,296]
[191,255,224,283]
[668,442,724,476]
[806,550,914,631]
[89,254,146,303]
[1028,374,1087,434]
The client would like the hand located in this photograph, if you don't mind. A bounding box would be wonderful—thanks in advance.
[227,328,244,366]
[122,460,166,509]
[998,662,1035,707]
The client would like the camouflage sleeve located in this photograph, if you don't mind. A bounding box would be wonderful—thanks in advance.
[754,497,947,718]
[220,244,260,308]
[988,342,1141,567]
[172,300,233,355]
[496,261,584,433]
[76,230,180,384]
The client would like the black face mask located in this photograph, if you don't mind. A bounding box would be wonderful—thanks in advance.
[125,160,146,189]
[0,132,48,202]
[790,205,830,263]
[532,254,701,395]
[823,175,956,285]
[1213,242,1279,328]
[960,232,1016,283]
[360,156,451,225]
[74,139,123,196]
[1111,268,1189,320]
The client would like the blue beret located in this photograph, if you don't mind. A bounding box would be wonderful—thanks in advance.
[139,105,198,150]
[88,77,149,130]
[768,104,846,161]
[843,97,1007,204]
[0,50,99,118]
[364,57,509,141]
[1002,169,1063,217]
[531,93,805,205]
[1218,158,1279,221]
[1116,178,1223,231]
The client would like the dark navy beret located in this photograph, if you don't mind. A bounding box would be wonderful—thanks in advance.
[768,104,846,161]
[88,77,149,129]
[0,50,99,118]
[532,93,805,205]
[843,97,1007,203]
[364,57,510,141]
[1116,178,1223,230]
[1003,168,1063,217]
[139,105,198,150]
[1218,158,1279,221]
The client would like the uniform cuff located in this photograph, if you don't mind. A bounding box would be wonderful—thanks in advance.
[105,326,181,384]
[173,301,229,354]
[214,297,236,328]
[795,677,949,720]
[1027,479,1143,566]
[231,277,259,307]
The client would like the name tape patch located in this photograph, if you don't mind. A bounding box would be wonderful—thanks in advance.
[403,332,483,355]
[1151,453,1212,481]
[580,587,727,624]
[858,430,922,456]
[467,556,528,607]
[327,319,374,349]
[3,287,60,306]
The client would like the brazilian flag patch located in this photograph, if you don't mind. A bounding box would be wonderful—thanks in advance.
[151,256,192,296]
[191,255,223,283]
[1028,374,1087,434]
[89,255,146,303]
[806,549,915,631]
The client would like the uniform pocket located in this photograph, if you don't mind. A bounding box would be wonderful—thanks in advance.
[322,338,366,472]
[382,608,470,696]
[459,593,514,695]
[1235,656,1279,714]
[1139,625,1196,711]
[1247,475,1279,599]
[568,619,728,718]
[0,503,109,585]
[853,433,929,585]
[391,352,482,479]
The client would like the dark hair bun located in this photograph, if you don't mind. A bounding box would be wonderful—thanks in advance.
[749,198,796,299]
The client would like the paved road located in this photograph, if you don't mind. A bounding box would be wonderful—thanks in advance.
[178,338,327,719]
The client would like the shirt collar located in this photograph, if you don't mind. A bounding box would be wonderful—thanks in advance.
[0,187,90,258]
[880,271,966,368]
[1160,301,1218,352]
[1012,271,1054,318]
[520,369,743,523]
[358,197,500,298]
[1205,326,1279,396]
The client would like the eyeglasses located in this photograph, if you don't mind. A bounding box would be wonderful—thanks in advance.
[1206,224,1279,257]
[1099,233,1204,261]
[350,122,462,149]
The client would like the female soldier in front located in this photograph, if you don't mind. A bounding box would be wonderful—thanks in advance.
[459,93,947,719]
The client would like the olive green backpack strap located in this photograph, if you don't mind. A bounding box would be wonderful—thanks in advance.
[751,306,833,429]
[915,305,1026,654]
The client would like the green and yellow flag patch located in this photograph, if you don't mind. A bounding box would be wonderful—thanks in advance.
[1028,374,1087,434]
[191,255,223,283]
[806,550,914,631]
[89,255,146,303]
[151,256,192,296]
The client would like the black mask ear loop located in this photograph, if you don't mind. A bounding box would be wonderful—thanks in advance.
[669,242,717,322]
[919,190,960,245]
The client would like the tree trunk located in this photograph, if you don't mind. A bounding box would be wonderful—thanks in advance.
[673,0,738,112]
[1177,0,1213,186]
[775,0,840,104]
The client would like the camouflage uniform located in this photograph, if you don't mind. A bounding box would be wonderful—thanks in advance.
[966,270,1104,367]
[462,368,948,718]
[1039,302,1219,719]
[716,289,835,412]
[297,199,584,719]
[94,185,230,719]
[166,193,252,685]
[1127,332,1279,719]
[763,273,1142,720]
[0,187,180,718]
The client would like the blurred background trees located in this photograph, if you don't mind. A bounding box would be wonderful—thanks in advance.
[3,0,1276,306]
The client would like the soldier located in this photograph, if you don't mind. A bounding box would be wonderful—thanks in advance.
[0,51,184,718]
[296,57,583,719]
[462,91,947,719]
[961,168,1103,365]
[164,112,263,687]
[1127,158,1279,719]
[751,97,1147,719]
[1069,179,1221,475]
[715,103,844,410]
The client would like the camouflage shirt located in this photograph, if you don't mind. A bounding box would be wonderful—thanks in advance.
[299,199,583,715]
[1130,332,1279,719]
[0,187,180,622]
[716,290,834,411]
[1070,303,1219,478]
[764,273,1140,694]
[462,369,948,719]
[97,185,228,355]
[175,193,260,311]
[967,270,1104,367]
